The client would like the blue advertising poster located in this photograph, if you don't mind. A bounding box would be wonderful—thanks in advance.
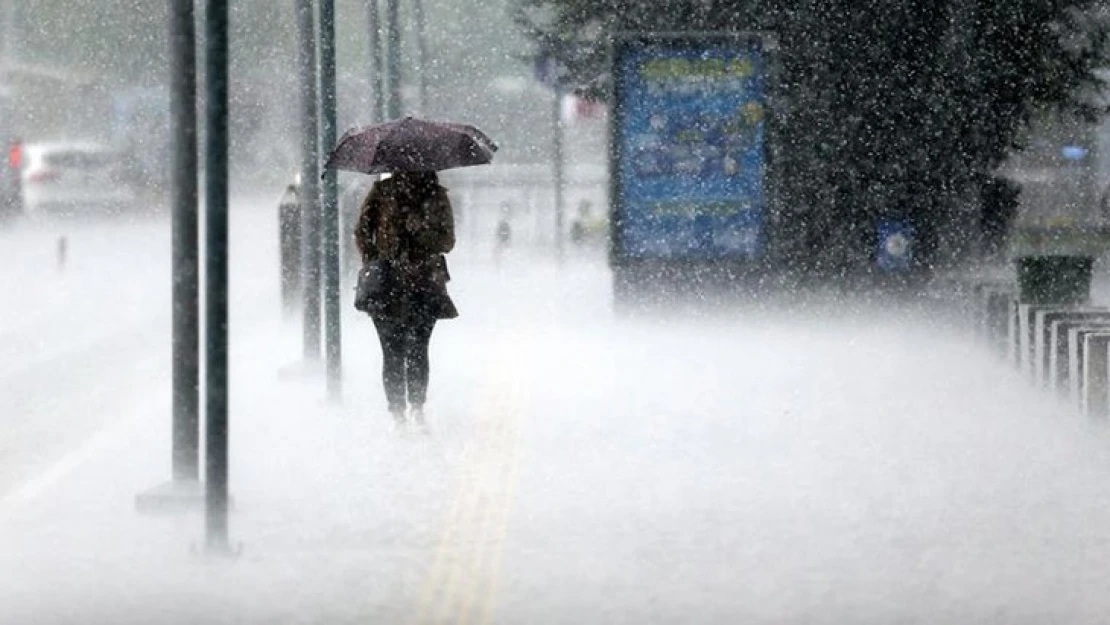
[613,36,767,261]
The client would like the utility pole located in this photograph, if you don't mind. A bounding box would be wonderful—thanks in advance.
[385,0,402,118]
[319,0,342,400]
[413,0,428,114]
[203,0,231,555]
[296,0,322,362]
[368,0,385,122]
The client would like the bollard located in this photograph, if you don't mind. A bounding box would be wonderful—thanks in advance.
[278,182,302,316]
[1082,332,1110,418]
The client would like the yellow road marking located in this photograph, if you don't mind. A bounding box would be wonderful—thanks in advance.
[413,440,477,622]
[476,413,522,625]
[455,403,519,625]
[432,388,513,624]
[412,329,534,625]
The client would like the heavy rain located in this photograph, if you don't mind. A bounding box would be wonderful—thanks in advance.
[4,1,1110,623]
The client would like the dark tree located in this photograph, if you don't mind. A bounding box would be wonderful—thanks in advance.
[514,0,1110,276]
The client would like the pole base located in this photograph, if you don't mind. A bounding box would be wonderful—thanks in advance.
[191,539,245,560]
[135,479,204,515]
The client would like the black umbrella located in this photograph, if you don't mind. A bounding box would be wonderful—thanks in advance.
[323,116,498,176]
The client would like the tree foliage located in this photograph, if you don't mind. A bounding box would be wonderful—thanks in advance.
[513,0,1110,273]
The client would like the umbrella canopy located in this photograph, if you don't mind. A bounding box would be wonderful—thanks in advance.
[323,116,498,176]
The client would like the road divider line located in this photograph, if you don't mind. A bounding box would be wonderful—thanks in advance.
[413,440,478,623]
[411,328,535,625]
[429,449,488,624]
[461,331,529,625]
[414,350,510,625]
[455,397,517,625]
[432,373,513,624]
[477,390,524,625]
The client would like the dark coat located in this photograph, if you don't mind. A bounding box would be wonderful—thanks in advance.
[354,175,458,320]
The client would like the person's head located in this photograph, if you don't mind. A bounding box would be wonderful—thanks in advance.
[393,170,439,194]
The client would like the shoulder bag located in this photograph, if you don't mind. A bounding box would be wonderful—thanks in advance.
[353,259,398,314]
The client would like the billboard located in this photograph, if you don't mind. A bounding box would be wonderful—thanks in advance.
[611,34,768,262]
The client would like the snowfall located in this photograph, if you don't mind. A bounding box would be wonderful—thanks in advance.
[3,197,1110,625]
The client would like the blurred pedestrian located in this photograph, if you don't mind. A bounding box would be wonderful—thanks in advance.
[569,199,592,245]
[494,200,513,264]
[56,236,68,270]
[355,171,458,431]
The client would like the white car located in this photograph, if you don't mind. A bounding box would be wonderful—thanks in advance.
[21,142,137,216]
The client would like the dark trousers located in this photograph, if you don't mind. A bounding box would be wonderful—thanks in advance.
[372,315,437,412]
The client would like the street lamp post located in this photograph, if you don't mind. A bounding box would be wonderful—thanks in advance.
[296,0,322,362]
[413,0,428,114]
[203,0,231,555]
[385,0,402,118]
[134,0,203,515]
[368,0,384,122]
[319,0,342,400]
[169,0,200,484]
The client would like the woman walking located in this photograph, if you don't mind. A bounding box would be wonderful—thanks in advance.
[355,170,458,430]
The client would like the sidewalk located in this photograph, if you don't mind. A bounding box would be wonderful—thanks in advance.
[8,253,1110,623]
[0,318,504,624]
[0,251,604,625]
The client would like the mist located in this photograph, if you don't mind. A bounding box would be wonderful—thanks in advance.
[4,1,1110,624]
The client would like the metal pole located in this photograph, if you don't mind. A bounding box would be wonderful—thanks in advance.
[368,0,384,122]
[296,0,322,362]
[319,0,342,400]
[553,86,565,260]
[413,0,428,114]
[385,0,402,118]
[204,0,231,554]
[170,0,200,483]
